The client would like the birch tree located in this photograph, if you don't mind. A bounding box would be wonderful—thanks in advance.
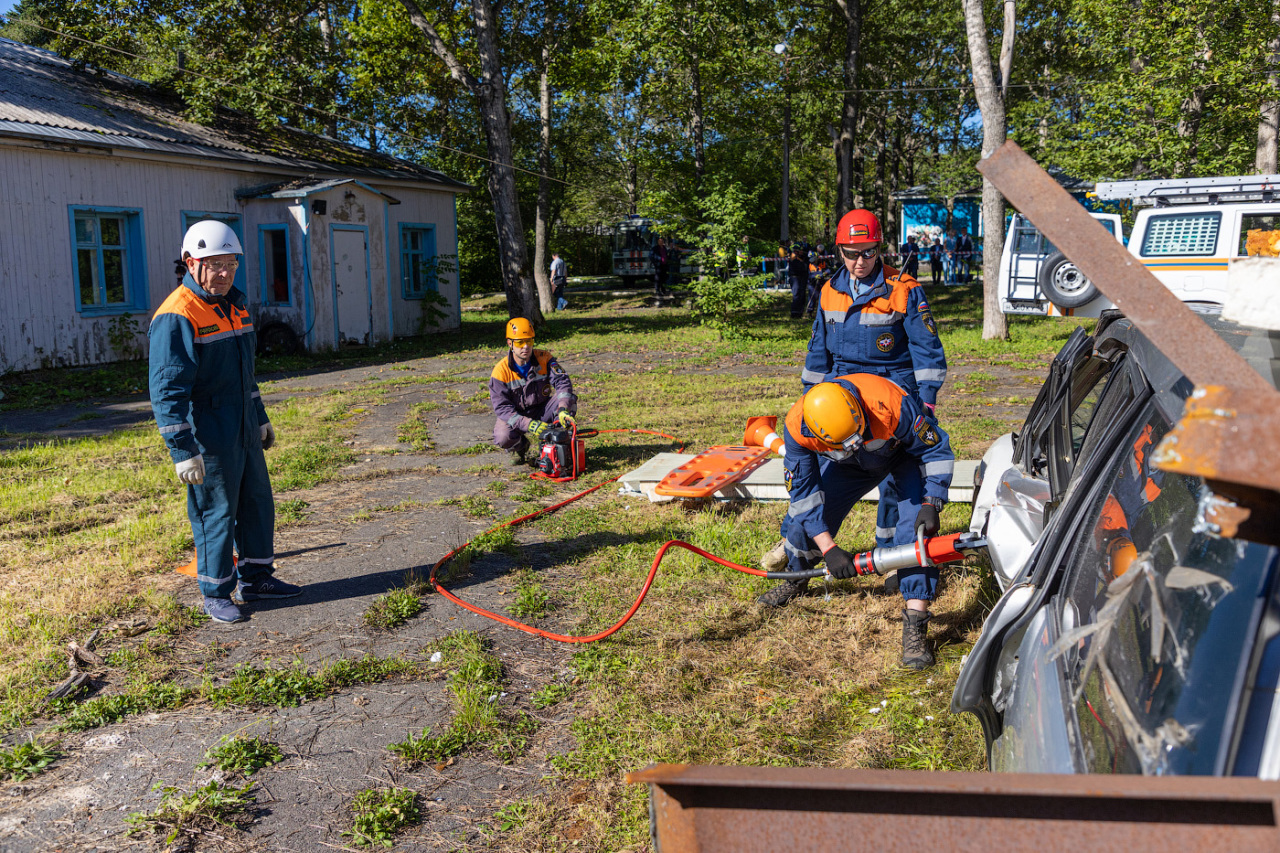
[963,0,1013,341]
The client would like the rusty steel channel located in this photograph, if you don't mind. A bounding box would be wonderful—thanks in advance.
[627,763,1280,852]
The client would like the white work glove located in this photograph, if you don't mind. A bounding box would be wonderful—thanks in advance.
[261,422,276,450]
[176,455,205,485]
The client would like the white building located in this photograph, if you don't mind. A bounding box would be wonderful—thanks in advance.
[0,37,470,372]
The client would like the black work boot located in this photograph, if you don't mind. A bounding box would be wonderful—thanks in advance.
[508,438,530,467]
[901,609,934,669]
[757,575,809,608]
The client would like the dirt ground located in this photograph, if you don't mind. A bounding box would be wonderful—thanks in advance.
[0,343,1042,853]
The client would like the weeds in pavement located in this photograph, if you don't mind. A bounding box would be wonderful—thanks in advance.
[199,735,283,775]
[363,587,424,631]
[531,683,573,709]
[276,498,310,525]
[507,568,551,619]
[389,631,534,766]
[0,736,60,781]
[398,402,436,451]
[344,787,420,848]
[126,779,256,846]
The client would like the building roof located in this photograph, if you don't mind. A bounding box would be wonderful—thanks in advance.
[0,37,470,192]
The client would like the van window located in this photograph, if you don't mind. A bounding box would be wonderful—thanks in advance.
[1240,214,1280,255]
[1140,212,1221,256]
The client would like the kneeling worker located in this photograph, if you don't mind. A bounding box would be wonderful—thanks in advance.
[150,221,300,624]
[488,318,577,463]
[759,375,954,668]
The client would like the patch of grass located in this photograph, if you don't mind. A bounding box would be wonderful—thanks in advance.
[389,631,534,766]
[508,569,551,619]
[438,493,494,518]
[276,498,310,526]
[493,799,532,831]
[126,779,257,846]
[199,735,283,775]
[449,442,495,456]
[370,499,423,512]
[344,787,420,848]
[531,682,573,709]
[485,480,509,494]
[0,735,60,781]
[398,402,436,451]
[350,509,375,522]
[55,682,191,731]
[0,361,148,412]
[363,586,424,631]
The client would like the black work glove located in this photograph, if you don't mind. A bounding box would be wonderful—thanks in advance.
[823,546,857,579]
[916,503,940,538]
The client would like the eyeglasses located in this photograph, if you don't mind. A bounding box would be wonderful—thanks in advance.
[839,245,879,261]
[201,260,240,273]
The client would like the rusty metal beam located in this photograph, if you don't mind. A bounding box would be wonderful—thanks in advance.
[627,763,1280,852]
[976,142,1278,400]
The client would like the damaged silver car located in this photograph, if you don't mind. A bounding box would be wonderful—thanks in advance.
[953,308,1280,775]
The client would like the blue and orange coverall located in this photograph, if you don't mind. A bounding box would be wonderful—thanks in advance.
[148,274,275,598]
[781,374,954,602]
[488,349,577,452]
[800,261,947,546]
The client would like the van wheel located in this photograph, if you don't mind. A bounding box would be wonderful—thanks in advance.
[1038,251,1098,309]
[258,322,300,356]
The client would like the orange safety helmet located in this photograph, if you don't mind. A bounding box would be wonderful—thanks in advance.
[802,383,866,448]
[1107,536,1138,579]
[506,317,535,342]
[835,209,882,245]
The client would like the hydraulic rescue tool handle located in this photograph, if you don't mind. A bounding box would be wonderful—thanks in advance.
[773,532,988,581]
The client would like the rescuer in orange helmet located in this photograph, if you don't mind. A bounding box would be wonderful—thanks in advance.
[760,375,955,669]
[488,318,577,464]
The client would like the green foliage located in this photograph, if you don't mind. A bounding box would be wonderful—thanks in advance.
[276,498,310,526]
[530,682,573,709]
[398,402,434,452]
[55,682,190,731]
[690,273,771,340]
[0,736,60,781]
[199,735,283,775]
[363,586,424,631]
[106,313,143,361]
[344,787,421,848]
[493,799,532,831]
[126,779,257,846]
[508,568,551,619]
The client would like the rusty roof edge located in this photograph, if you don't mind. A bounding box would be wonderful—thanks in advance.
[977,142,1279,402]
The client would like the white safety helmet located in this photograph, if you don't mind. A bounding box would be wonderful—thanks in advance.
[182,220,243,259]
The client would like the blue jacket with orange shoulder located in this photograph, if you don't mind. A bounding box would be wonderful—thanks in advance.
[801,262,946,406]
[488,349,577,432]
[782,374,954,540]
[148,275,268,463]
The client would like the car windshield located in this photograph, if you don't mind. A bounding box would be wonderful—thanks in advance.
[1054,403,1277,775]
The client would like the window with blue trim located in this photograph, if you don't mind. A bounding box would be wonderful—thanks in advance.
[72,208,147,314]
[400,224,438,298]
[259,225,292,306]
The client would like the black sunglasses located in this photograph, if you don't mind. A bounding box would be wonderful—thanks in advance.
[839,245,880,260]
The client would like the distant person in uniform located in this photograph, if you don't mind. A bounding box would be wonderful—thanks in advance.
[488,318,577,464]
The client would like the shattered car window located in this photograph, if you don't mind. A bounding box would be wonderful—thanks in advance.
[1052,406,1275,775]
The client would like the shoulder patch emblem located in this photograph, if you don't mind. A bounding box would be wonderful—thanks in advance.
[784,467,795,491]
[197,324,221,336]
[913,415,941,446]
[921,309,937,336]
[876,332,895,352]
[542,386,552,397]
[550,362,565,375]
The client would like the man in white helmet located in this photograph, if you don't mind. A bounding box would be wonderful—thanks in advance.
[148,220,301,624]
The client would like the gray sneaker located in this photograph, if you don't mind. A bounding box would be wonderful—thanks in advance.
[238,576,303,600]
[203,596,246,624]
[757,577,809,608]
[760,539,789,572]
[901,609,935,669]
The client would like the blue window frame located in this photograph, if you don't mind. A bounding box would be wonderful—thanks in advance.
[257,224,292,306]
[399,223,438,299]
[181,210,245,293]
[70,206,148,315]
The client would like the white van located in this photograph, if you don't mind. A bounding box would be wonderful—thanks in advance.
[1000,175,1280,317]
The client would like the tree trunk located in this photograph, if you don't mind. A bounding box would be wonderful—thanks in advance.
[963,0,1013,341]
[834,0,862,217]
[782,94,791,242]
[397,0,541,324]
[318,0,339,138]
[690,52,706,197]
[1258,4,1280,173]
[534,38,553,314]
[1175,21,1208,176]
[874,111,886,228]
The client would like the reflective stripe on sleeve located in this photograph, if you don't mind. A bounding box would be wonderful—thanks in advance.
[787,491,824,517]
[915,368,947,383]
[159,421,193,435]
[801,368,825,385]
[923,460,954,477]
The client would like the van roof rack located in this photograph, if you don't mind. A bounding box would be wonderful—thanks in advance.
[1093,175,1280,206]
